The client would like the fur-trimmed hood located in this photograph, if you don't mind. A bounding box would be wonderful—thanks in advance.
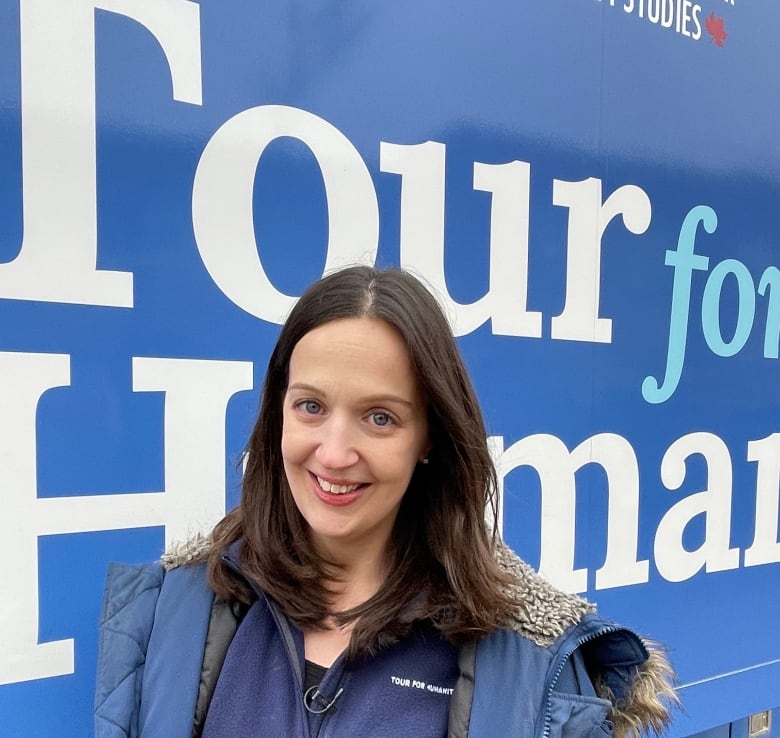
[162,536,677,737]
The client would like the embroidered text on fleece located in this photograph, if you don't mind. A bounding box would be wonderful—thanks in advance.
[203,596,459,737]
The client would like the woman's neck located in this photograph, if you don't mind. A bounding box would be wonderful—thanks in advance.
[313,535,391,613]
[303,539,391,667]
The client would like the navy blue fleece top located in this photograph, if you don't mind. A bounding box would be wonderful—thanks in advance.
[202,594,459,737]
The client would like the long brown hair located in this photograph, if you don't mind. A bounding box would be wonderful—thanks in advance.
[207,266,516,657]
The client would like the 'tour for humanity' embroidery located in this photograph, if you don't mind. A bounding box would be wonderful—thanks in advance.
[390,676,455,696]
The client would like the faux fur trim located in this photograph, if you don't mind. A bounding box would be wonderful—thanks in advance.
[495,542,594,645]
[596,641,679,738]
[160,533,211,571]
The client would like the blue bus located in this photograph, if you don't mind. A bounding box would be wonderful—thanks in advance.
[0,0,777,735]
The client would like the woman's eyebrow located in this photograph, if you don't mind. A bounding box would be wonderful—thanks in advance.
[360,394,414,408]
[287,382,322,394]
[287,382,414,408]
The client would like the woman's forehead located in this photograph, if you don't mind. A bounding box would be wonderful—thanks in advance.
[287,317,422,403]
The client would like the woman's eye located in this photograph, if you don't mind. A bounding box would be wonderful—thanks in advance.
[298,400,322,415]
[369,411,393,427]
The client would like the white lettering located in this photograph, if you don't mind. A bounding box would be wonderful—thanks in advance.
[0,352,73,684]
[131,357,254,532]
[681,0,693,36]
[380,144,541,337]
[492,432,648,593]
[654,432,740,582]
[192,105,378,323]
[0,0,201,306]
[0,353,252,685]
[661,0,675,27]
[473,161,542,338]
[551,177,652,343]
[745,434,780,567]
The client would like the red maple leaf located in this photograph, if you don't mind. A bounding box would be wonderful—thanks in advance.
[705,12,728,47]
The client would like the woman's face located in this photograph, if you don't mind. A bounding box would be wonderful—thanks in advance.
[281,317,429,560]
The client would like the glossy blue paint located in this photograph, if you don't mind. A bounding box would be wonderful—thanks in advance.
[0,1,777,735]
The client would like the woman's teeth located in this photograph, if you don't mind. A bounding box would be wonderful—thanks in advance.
[317,476,361,494]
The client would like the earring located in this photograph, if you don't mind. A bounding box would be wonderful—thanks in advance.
[420,457,429,465]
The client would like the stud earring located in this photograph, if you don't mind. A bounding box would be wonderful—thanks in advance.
[420,457,429,465]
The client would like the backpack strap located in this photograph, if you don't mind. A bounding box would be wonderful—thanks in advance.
[192,597,248,737]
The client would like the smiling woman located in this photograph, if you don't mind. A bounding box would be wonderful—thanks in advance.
[281,317,432,666]
[95,267,678,738]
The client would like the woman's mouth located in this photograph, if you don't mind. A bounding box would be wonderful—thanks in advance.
[310,473,367,505]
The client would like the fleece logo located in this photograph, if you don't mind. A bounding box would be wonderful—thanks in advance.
[595,1,731,45]
[390,676,454,696]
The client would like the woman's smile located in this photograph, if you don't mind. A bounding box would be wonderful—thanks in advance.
[310,471,368,506]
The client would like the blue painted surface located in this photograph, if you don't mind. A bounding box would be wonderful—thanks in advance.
[685,707,780,738]
[0,1,778,735]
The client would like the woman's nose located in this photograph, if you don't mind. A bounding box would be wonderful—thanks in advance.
[314,417,360,469]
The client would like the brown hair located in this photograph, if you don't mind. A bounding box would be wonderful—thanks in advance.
[207,266,516,657]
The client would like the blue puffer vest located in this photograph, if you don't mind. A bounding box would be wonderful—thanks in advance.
[94,554,674,738]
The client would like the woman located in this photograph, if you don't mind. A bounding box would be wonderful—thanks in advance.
[95,266,676,737]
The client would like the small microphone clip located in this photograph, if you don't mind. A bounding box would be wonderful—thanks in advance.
[303,685,344,714]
